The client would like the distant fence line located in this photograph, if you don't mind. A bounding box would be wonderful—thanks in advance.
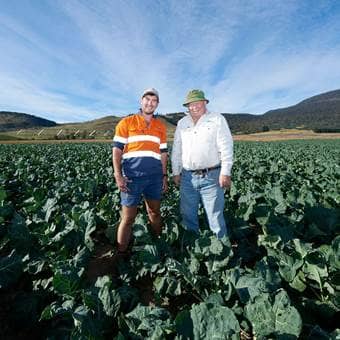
[13,128,116,139]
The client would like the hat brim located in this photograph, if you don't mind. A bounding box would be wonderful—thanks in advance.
[183,99,209,107]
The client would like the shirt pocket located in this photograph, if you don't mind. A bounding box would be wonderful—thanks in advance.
[153,126,163,139]
[199,123,215,142]
[181,127,194,144]
[128,127,144,137]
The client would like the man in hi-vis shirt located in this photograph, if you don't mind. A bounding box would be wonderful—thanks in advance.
[112,88,168,256]
[171,89,233,238]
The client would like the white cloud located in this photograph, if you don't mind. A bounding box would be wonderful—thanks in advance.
[0,73,103,122]
[0,0,339,121]
[210,48,340,114]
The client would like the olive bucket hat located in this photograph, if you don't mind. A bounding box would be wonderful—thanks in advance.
[183,89,209,107]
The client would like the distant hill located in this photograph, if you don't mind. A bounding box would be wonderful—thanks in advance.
[220,89,340,133]
[58,115,121,131]
[162,90,340,134]
[59,114,176,133]
[1,89,339,136]
[259,89,340,132]
[222,113,259,134]
[0,111,57,131]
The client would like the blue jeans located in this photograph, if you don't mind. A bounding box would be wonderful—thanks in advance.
[180,168,227,238]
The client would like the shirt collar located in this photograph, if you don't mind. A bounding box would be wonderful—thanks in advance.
[138,110,155,127]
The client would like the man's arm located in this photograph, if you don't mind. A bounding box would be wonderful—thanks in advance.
[112,118,130,192]
[112,147,129,192]
[217,116,233,189]
[161,152,168,192]
[161,151,168,175]
[159,124,168,193]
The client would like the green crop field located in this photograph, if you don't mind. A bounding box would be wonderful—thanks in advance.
[0,140,339,339]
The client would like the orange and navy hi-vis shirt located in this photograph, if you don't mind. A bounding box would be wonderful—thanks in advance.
[113,113,167,178]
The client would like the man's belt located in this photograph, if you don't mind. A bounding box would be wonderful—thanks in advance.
[188,165,221,175]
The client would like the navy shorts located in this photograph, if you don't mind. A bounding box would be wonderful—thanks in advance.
[121,176,163,207]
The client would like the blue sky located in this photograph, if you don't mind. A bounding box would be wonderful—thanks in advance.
[0,0,340,123]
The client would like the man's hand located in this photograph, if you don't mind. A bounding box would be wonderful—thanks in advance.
[162,176,168,193]
[114,174,130,192]
[219,175,231,189]
[173,175,181,186]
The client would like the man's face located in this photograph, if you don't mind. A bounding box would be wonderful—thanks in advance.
[141,95,158,115]
[187,100,207,116]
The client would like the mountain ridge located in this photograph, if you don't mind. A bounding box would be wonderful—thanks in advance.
[0,111,57,132]
[1,89,339,135]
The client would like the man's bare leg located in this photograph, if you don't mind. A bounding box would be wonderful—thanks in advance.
[145,199,162,236]
[116,206,138,252]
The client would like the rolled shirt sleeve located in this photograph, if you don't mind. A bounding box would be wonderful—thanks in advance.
[159,125,168,153]
[113,120,128,150]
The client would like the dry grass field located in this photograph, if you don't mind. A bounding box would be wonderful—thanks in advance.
[1,128,339,144]
[233,129,340,141]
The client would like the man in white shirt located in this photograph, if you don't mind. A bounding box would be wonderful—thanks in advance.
[171,89,233,238]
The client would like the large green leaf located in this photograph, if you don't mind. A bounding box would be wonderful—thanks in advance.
[175,309,193,339]
[278,252,303,283]
[235,275,269,304]
[81,210,96,251]
[40,299,74,320]
[72,305,103,339]
[95,276,121,317]
[42,197,58,222]
[245,290,302,339]
[303,250,328,288]
[254,258,282,291]
[190,302,240,340]
[52,266,82,297]
[124,305,173,338]
[166,257,207,300]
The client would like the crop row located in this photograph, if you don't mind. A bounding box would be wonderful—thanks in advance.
[0,140,339,339]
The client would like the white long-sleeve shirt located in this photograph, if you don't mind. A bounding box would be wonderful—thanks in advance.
[171,111,233,176]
